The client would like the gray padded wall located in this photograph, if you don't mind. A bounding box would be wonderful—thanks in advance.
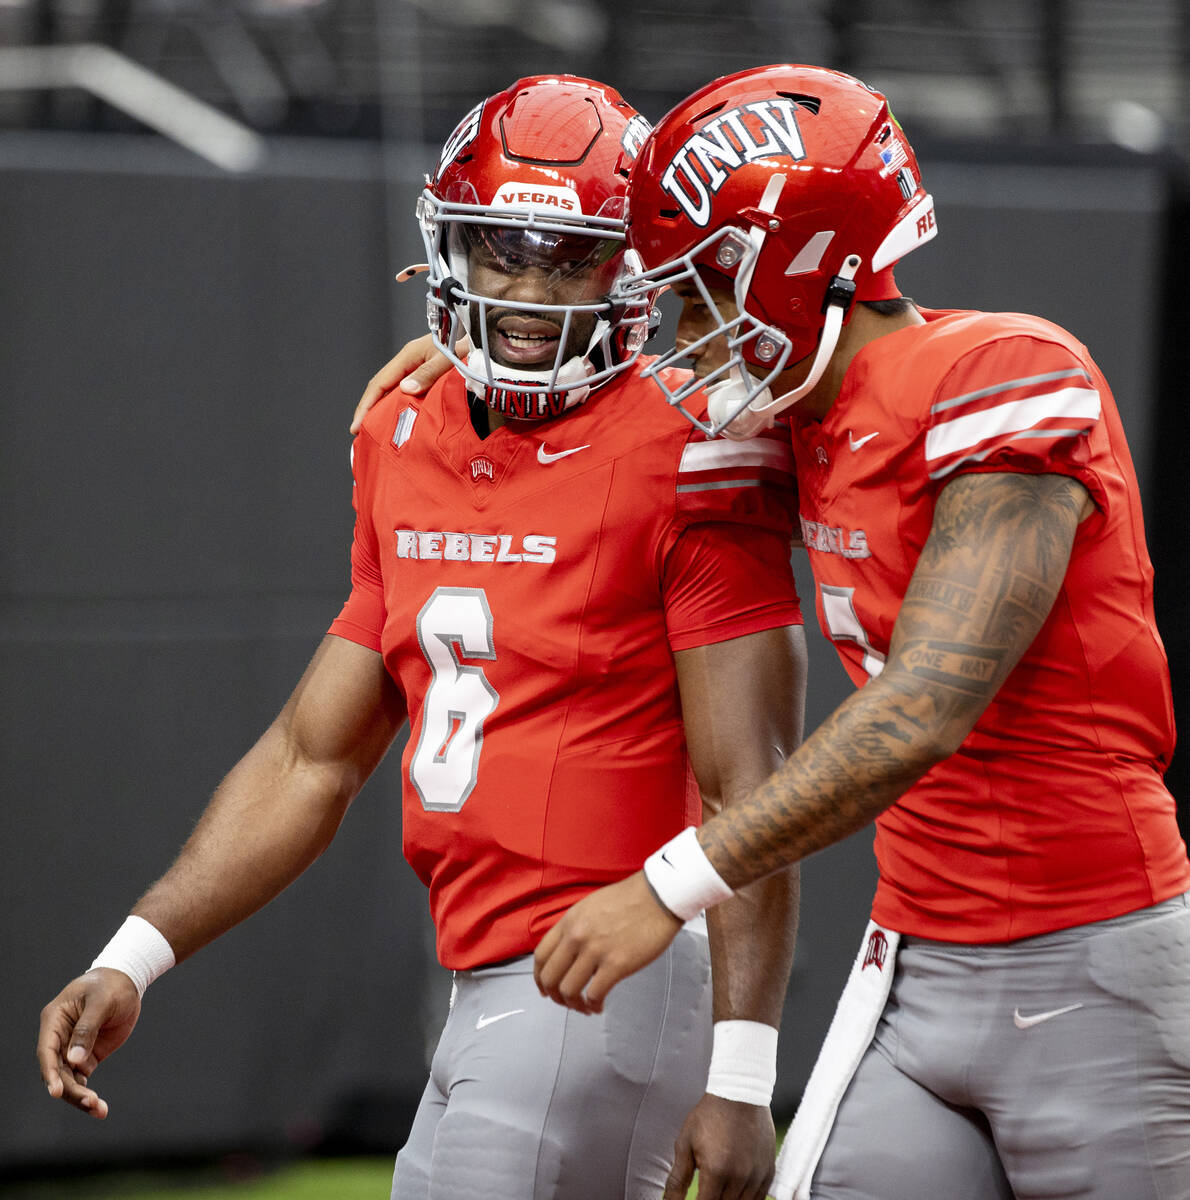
[1,133,433,1170]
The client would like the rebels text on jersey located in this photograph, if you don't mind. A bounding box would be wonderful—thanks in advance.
[330,361,800,968]
[790,309,1190,942]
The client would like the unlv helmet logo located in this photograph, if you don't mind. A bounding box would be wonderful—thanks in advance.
[434,100,483,183]
[620,114,652,161]
[660,99,807,228]
[862,929,889,972]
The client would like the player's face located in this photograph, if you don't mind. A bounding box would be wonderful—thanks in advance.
[458,224,621,371]
[672,279,737,379]
[673,275,815,392]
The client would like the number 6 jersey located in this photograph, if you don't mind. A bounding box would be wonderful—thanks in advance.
[330,361,800,968]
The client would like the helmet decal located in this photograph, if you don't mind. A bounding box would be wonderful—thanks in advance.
[621,114,652,161]
[435,101,483,184]
[489,183,582,214]
[659,100,808,227]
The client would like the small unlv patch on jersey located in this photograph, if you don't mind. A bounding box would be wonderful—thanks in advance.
[395,529,557,563]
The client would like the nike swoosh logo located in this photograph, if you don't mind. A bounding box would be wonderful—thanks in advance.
[475,1008,525,1030]
[848,431,879,452]
[1012,1002,1084,1029]
[537,443,590,465]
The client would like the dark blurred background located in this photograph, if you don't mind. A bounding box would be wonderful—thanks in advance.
[3,0,1188,1183]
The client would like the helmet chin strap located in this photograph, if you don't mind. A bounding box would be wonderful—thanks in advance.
[709,254,862,440]
[463,314,612,413]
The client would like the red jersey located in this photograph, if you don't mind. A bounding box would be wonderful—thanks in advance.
[331,361,801,968]
[790,309,1190,941]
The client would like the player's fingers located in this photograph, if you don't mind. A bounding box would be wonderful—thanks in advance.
[713,1157,771,1200]
[349,395,374,434]
[748,1154,776,1200]
[697,1166,749,1200]
[71,1068,110,1119]
[556,954,602,1014]
[36,1006,69,1094]
[66,1010,104,1069]
[537,949,590,1010]
[752,1168,776,1200]
[662,1140,695,1199]
[577,956,630,1012]
[36,997,100,1088]
[80,1082,109,1119]
[398,336,462,397]
[397,362,440,395]
[44,1058,109,1117]
[350,373,396,433]
[70,1049,100,1077]
[351,356,415,433]
[350,336,460,433]
[75,1082,110,1119]
[535,935,600,1013]
[532,924,574,997]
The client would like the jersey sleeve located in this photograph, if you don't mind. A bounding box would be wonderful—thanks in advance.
[673,423,799,534]
[662,426,802,652]
[662,522,802,651]
[923,334,1103,491]
[327,429,386,651]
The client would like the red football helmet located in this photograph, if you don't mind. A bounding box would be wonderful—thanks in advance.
[417,76,655,419]
[616,64,937,437]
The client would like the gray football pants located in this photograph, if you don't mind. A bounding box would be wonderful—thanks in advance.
[812,891,1190,1199]
[392,926,712,1200]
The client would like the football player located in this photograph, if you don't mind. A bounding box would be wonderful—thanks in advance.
[37,77,807,1200]
[533,65,1190,1200]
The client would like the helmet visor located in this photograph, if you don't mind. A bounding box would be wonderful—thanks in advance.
[451,223,622,298]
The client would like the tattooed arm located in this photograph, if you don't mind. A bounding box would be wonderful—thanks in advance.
[700,469,1092,882]
[534,470,1093,1011]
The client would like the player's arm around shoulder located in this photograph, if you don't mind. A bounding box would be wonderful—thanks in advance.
[350,333,460,434]
[37,635,407,1119]
[665,623,807,1200]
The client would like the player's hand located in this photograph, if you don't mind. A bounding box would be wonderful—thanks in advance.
[664,1093,776,1200]
[533,871,682,1014]
[350,334,464,433]
[37,968,142,1119]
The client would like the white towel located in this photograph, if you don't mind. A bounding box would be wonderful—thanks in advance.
[770,920,900,1200]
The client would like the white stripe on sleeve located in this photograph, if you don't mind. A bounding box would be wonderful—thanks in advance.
[924,385,1100,462]
[679,439,794,474]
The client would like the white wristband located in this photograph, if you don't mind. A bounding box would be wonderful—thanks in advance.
[706,1019,778,1106]
[90,915,176,999]
[643,826,733,922]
